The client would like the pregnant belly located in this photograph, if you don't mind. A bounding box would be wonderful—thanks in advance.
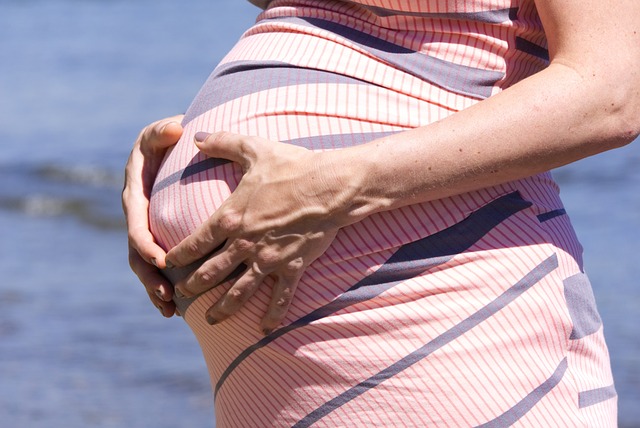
[149,59,460,252]
[147,59,555,316]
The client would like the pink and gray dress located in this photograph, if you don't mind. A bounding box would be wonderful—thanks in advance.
[149,0,617,426]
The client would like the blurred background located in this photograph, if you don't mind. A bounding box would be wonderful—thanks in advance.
[0,0,638,426]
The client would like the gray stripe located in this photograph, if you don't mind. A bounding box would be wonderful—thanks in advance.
[563,273,603,340]
[537,208,566,223]
[151,156,232,195]
[363,5,518,23]
[265,16,504,99]
[214,191,533,397]
[250,0,517,24]
[184,60,369,125]
[294,253,560,427]
[268,131,399,150]
[150,132,399,196]
[475,357,568,428]
[579,385,617,408]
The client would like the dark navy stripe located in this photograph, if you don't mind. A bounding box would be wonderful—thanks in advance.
[516,37,549,62]
[296,253,560,428]
[537,208,566,223]
[363,5,518,23]
[579,385,617,408]
[150,132,400,195]
[475,356,568,428]
[266,16,504,99]
[214,191,533,397]
[184,60,369,125]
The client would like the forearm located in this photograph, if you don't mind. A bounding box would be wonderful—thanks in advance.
[327,61,640,224]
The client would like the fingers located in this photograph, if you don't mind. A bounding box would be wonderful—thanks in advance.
[204,265,266,325]
[123,115,184,318]
[129,246,176,317]
[174,239,248,297]
[128,225,167,268]
[124,177,166,268]
[193,131,261,170]
[261,262,304,335]
[140,115,185,155]
[193,255,304,334]
[165,212,231,268]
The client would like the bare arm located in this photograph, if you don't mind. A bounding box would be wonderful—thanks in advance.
[167,0,640,331]
[323,0,640,223]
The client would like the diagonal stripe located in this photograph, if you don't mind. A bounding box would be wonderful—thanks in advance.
[151,157,233,195]
[578,385,617,408]
[266,16,504,99]
[214,191,533,396]
[475,357,568,428]
[183,60,369,125]
[537,208,566,223]
[362,5,518,23]
[249,1,517,24]
[294,254,560,427]
[150,132,400,195]
[282,131,400,150]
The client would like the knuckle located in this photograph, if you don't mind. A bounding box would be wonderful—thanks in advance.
[182,239,204,259]
[226,287,246,304]
[283,258,305,276]
[194,269,217,286]
[274,288,294,308]
[255,248,279,268]
[217,211,242,234]
[233,238,255,253]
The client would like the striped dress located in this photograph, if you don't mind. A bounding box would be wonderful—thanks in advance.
[149,0,617,426]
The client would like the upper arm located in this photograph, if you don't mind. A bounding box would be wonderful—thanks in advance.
[534,0,640,139]
[534,0,640,71]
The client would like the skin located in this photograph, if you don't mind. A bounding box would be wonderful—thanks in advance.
[123,0,640,330]
[123,115,184,317]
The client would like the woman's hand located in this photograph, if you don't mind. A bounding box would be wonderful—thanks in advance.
[123,115,184,317]
[166,132,354,334]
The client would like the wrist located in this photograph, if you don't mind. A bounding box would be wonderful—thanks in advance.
[316,147,394,228]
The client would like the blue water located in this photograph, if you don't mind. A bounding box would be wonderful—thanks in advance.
[0,1,638,426]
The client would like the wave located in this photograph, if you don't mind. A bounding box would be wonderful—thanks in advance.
[0,162,125,230]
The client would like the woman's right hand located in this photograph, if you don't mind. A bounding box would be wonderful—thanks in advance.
[122,115,184,317]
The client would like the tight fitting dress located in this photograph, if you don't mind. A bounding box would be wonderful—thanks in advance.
[149,0,617,426]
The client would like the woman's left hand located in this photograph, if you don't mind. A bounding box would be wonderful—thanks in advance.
[166,131,354,334]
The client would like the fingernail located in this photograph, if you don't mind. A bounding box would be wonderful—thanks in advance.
[151,258,158,267]
[206,315,218,325]
[262,328,273,336]
[194,132,211,142]
[175,288,185,298]
[165,260,175,269]
[155,289,164,300]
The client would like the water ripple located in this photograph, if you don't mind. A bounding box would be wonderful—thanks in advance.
[0,162,125,230]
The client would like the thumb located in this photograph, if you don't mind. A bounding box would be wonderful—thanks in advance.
[139,115,185,154]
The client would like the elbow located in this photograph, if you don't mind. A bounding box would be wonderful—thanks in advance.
[600,71,640,149]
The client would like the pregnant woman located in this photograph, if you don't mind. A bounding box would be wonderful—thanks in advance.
[123,0,639,426]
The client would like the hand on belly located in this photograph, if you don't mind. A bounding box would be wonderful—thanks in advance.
[165,131,351,335]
